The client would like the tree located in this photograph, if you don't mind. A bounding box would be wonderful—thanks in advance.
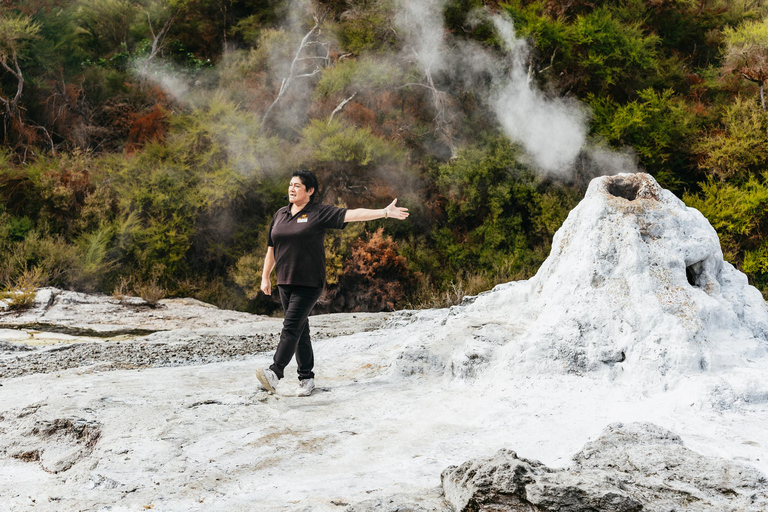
[260,10,329,131]
[724,17,768,110]
[0,10,40,142]
[74,0,140,58]
[138,0,192,73]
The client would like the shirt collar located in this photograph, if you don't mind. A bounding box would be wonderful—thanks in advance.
[283,201,316,217]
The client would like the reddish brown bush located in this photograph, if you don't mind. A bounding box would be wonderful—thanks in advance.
[126,105,168,154]
[326,227,419,312]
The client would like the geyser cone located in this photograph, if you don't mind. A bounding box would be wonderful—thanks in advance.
[400,173,768,384]
[521,172,768,378]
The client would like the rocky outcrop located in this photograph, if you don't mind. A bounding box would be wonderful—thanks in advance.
[0,288,390,378]
[0,287,270,335]
[441,422,768,512]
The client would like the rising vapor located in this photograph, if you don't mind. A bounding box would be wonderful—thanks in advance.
[395,0,635,180]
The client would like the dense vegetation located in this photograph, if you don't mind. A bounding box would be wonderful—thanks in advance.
[1,0,767,313]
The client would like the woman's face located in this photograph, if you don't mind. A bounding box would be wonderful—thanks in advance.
[288,177,314,205]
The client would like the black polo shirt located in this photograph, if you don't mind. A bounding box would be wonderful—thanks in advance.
[267,202,348,288]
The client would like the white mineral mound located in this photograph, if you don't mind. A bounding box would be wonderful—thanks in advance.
[390,173,768,390]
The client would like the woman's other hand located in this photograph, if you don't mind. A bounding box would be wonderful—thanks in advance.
[261,276,272,296]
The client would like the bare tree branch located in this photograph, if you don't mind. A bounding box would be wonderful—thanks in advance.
[328,93,357,125]
[142,9,176,75]
[0,54,25,117]
[260,10,329,131]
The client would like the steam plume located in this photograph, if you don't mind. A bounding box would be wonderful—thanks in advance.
[490,15,589,178]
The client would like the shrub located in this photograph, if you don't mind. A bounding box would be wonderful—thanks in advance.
[723,17,768,110]
[503,3,661,100]
[298,118,406,206]
[0,231,81,289]
[0,265,44,310]
[111,275,132,303]
[325,227,419,312]
[333,0,398,55]
[694,97,768,181]
[314,57,406,98]
[231,253,264,300]
[588,88,701,191]
[133,277,166,306]
[684,174,768,294]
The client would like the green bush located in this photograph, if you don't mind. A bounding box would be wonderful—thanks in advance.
[589,88,701,191]
[503,3,661,100]
[431,134,578,283]
[694,97,768,181]
[684,175,768,294]
[297,118,406,205]
[0,266,44,311]
[333,0,398,55]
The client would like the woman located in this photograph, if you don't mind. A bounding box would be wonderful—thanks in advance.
[256,169,409,396]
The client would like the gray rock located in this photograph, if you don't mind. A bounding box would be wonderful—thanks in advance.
[0,340,35,352]
[0,288,391,378]
[346,489,452,512]
[2,412,102,474]
[441,422,768,512]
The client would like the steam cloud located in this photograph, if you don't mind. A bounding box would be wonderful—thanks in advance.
[132,0,638,182]
[395,0,637,180]
[490,16,589,177]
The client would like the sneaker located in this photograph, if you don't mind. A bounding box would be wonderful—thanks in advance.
[295,378,315,397]
[256,367,278,392]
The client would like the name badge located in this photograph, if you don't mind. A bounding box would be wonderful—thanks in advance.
[297,215,308,223]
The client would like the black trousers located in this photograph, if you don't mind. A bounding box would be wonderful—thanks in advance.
[269,285,323,381]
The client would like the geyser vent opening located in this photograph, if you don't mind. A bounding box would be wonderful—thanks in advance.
[686,261,704,288]
[606,178,641,201]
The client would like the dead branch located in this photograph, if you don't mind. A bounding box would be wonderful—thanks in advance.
[142,10,176,75]
[260,10,329,131]
[328,93,357,125]
[53,74,89,121]
[0,53,25,117]
[35,124,55,154]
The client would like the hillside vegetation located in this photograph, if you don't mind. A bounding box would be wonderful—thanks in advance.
[1,0,767,313]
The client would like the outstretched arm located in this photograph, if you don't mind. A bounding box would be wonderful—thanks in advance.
[260,247,275,295]
[344,199,409,223]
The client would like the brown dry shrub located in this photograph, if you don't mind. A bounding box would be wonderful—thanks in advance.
[125,105,168,154]
[325,227,419,312]
[134,278,166,306]
[344,102,377,128]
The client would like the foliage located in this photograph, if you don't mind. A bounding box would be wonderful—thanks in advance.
[0,10,41,60]
[723,17,768,108]
[73,0,141,58]
[503,3,660,100]
[684,175,768,293]
[332,0,398,55]
[588,88,701,191]
[326,227,419,312]
[297,118,406,205]
[694,97,768,181]
[431,135,577,283]
[314,57,405,98]
[0,265,43,310]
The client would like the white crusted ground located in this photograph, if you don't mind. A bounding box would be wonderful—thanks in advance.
[1,173,767,511]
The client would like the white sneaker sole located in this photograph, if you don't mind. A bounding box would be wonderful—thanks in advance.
[255,368,275,392]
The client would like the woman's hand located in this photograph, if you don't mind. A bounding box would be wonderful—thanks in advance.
[261,247,275,295]
[384,198,409,220]
[261,276,272,296]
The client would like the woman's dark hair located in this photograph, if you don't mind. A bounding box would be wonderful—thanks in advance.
[291,169,319,202]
